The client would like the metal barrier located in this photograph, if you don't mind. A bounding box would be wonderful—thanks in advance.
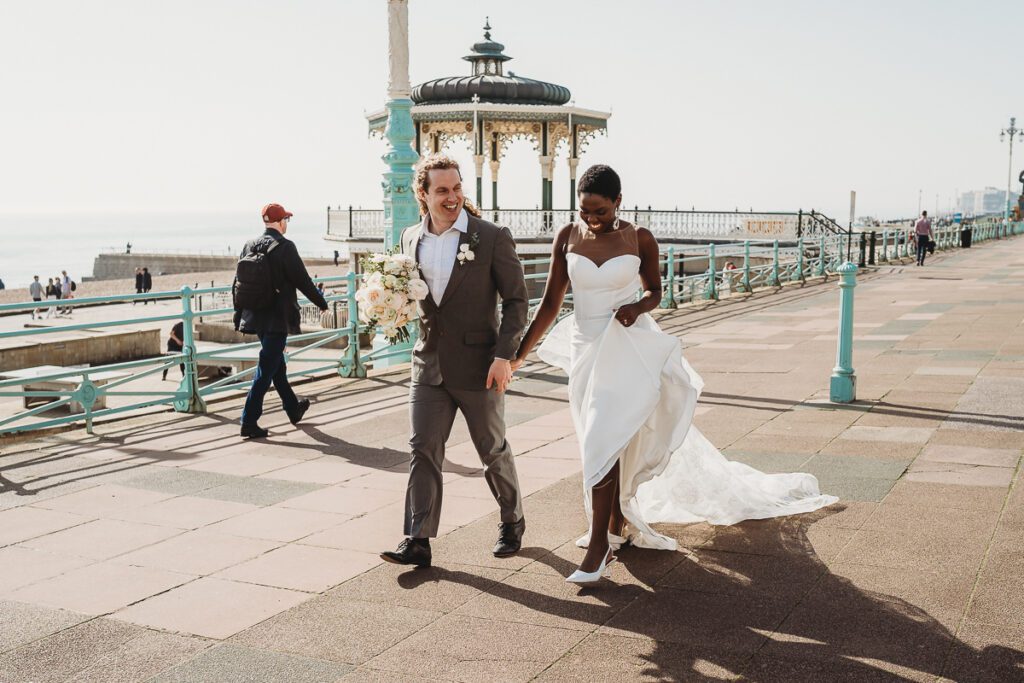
[2,225,1019,436]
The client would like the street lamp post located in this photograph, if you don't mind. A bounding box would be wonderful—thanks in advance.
[1000,117,1022,234]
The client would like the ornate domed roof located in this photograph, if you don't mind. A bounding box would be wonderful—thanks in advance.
[411,19,571,107]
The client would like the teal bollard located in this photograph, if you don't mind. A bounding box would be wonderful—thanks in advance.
[705,243,718,300]
[829,262,858,403]
[661,247,677,308]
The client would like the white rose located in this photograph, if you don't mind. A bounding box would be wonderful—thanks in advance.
[383,274,398,288]
[365,272,382,286]
[407,278,429,301]
[365,286,386,306]
[457,253,466,262]
[464,251,475,261]
[395,254,417,269]
[459,244,470,252]
[384,259,403,275]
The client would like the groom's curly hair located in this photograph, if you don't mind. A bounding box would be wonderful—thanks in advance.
[413,153,482,218]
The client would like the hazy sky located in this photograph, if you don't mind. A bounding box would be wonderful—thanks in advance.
[3,0,1022,221]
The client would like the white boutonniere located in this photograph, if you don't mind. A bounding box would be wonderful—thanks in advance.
[456,242,476,265]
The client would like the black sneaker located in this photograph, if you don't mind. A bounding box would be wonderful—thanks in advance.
[380,538,431,567]
[288,398,311,425]
[240,423,269,439]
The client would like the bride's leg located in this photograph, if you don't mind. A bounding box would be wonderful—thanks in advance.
[608,472,625,537]
[579,463,618,572]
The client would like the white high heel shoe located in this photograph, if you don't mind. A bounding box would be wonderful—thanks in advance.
[575,531,628,550]
[565,550,616,585]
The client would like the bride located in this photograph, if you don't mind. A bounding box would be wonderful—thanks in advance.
[511,165,837,584]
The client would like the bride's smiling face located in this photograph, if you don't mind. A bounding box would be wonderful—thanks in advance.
[578,192,622,233]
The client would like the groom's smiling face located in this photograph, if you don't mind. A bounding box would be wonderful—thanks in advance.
[421,168,464,228]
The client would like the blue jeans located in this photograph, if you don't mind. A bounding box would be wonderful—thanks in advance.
[916,238,929,264]
[241,332,298,425]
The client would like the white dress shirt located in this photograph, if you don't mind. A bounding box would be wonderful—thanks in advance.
[417,208,468,302]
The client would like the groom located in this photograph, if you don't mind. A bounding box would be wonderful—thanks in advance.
[381,153,529,567]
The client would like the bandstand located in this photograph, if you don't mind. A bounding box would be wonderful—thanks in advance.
[326,13,845,256]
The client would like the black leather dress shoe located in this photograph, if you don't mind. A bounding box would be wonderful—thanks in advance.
[380,538,431,567]
[288,398,311,425]
[240,423,269,439]
[493,517,526,557]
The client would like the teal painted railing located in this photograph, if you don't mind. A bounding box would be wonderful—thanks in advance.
[1,225,1020,436]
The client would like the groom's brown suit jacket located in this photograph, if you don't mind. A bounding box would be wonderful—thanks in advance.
[400,213,528,391]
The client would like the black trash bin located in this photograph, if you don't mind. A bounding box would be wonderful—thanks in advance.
[960,227,972,248]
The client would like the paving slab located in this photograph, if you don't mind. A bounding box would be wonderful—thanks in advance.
[148,642,352,683]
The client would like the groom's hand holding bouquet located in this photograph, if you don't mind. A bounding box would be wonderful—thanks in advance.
[355,251,429,343]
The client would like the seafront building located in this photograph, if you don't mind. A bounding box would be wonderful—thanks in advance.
[958,186,1021,216]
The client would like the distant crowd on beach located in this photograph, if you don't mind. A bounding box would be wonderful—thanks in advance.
[27,271,77,319]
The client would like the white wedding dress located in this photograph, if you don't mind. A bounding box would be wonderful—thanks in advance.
[537,223,837,550]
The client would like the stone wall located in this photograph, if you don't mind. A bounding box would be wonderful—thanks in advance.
[92,253,337,281]
[0,329,160,372]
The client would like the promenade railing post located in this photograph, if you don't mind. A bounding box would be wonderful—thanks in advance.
[661,247,676,308]
[858,233,867,267]
[795,237,804,282]
[742,240,752,292]
[868,231,876,265]
[339,272,366,378]
[829,262,858,403]
[881,230,888,262]
[771,240,781,286]
[705,243,718,300]
[173,286,207,414]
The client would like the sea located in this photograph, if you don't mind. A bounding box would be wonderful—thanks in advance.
[3,211,340,290]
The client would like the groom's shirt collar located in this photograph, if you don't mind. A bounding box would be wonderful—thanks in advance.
[421,208,468,236]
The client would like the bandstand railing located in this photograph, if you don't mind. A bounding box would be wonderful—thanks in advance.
[2,222,1020,436]
[327,207,847,240]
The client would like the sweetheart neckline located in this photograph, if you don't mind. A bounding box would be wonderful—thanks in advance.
[566,252,641,269]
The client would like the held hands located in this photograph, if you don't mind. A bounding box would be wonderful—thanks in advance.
[510,357,524,373]
[486,358,513,393]
[614,303,642,328]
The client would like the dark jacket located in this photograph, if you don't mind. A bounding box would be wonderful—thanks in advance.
[400,213,528,390]
[135,272,144,291]
[233,229,328,335]
[142,271,153,291]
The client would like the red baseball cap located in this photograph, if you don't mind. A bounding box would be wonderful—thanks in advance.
[262,203,293,223]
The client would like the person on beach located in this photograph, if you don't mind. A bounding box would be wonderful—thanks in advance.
[134,268,144,304]
[60,271,73,315]
[914,211,933,266]
[512,164,836,584]
[45,278,59,318]
[233,203,329,439]
[142,267,153,303]
[162,321,186,380]
[29,276,43,319]
[380,154,529,568]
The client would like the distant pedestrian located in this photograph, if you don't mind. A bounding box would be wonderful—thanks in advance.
[60,270,73,315]
[44,278,58,318]
[333,250,340,266]
[134,268,144,304]
[29,276,43,319]
[142,267,153,304]
[126,242,132,254]
[233,203,328,439]
[0,278,5,290]
[914,211,933,266]
[162,320,186,380]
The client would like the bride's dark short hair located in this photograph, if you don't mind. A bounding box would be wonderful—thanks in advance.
[577,164,621,201]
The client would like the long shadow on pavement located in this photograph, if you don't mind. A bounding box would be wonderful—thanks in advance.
[387,508,1023,681]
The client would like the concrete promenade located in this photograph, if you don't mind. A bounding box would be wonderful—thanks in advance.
[0,237,1022,681]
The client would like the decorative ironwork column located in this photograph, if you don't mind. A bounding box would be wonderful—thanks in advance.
[829,262,858,403]
[382,0,419,251]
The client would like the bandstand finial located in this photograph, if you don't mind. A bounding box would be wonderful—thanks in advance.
[484,17,491,40]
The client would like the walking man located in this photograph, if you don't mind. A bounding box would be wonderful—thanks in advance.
[233,203,329,439]
[60,271,73,315]
[29,276,43,319]
[142,267,153,304]
[915,211,933,266]
[380,154,529,568]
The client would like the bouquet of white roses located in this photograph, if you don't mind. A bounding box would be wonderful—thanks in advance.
[355,250,429,343]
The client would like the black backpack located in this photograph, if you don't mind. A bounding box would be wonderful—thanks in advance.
[233,239,280,310]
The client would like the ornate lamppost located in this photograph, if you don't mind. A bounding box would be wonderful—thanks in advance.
[382,0,420,251]
[1000,117,1022,234]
